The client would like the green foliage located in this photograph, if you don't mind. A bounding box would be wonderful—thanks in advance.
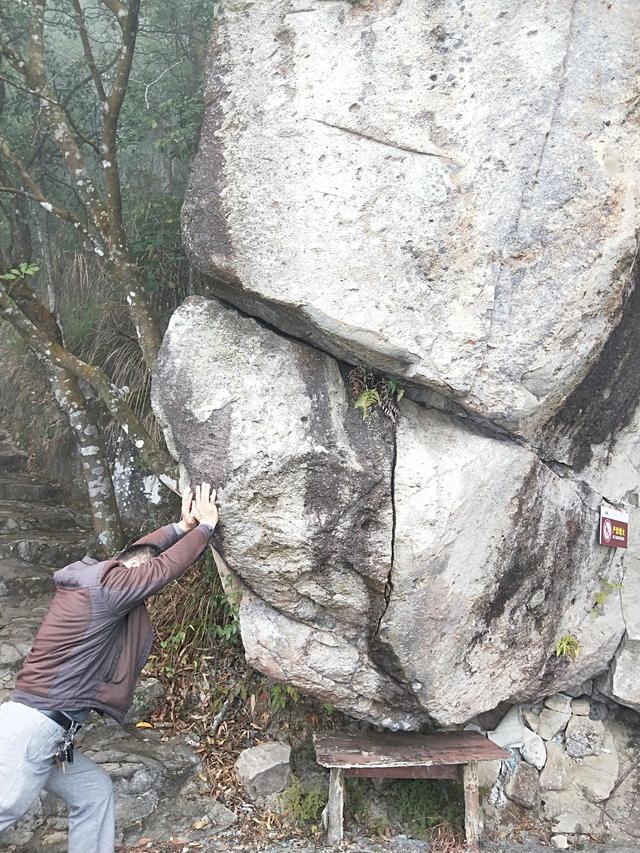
[386,778,465,840]
[555,634,581,661]
[591,578,623,617]
[282,776,327,827]
[345,776,370,824]
[386,377,405,401]
[349,367,405,423]
[149,548,241,680]
[269,683,300,712]
[0,263,39,281]
[63,301,102,351]
[354,388,381,420]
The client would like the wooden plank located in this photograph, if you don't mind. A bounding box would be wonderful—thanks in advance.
[463,761,482,853]
[314,731,508,769]
[346,764,460,780]
[324,767,344,845]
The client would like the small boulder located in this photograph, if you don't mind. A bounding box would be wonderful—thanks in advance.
[562,680,593,698]
[488,705,525,748]
[543,789,600,834]
[565,717,605,758]
[551,835,570,850]
[477,759,502,791]
[537,708,571,741]
[574,732,619,802]
[522,707,541,732]
[126,677,166,723]
[540,741,574,792]
[521,728,547,771]
[570,697,591,716]
[505,761,540,810]
[544,693,572,714]
[589,700,609,721]
[234,741,291,798]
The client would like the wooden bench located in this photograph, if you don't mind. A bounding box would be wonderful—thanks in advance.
[313,731,509,850]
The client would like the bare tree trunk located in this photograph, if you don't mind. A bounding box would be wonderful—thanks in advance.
[48,367,123,554]
[0,282,175,476]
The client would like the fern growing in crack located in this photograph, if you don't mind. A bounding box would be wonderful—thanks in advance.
[349,367,404,423]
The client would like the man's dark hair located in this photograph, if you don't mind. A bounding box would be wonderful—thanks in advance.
[116,543,163,565]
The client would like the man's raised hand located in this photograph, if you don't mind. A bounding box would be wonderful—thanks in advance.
[177,486,198,533]
[192,482,219,531]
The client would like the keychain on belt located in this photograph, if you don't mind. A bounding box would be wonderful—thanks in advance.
[55,722,80,773]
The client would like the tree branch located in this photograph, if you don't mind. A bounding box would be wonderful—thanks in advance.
[101,0,140,228]
[100,0,128,24]
[0,283,175,477]
[71,0,107,104]
[0,138,95,239]
[0,73,58,105]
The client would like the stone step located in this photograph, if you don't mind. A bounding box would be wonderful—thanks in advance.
[0,557,56,601]
[0,531,88,566]
[0,447,27,473]
[0,600,47,692]
[0,500,86,535]
[0,473,61,503]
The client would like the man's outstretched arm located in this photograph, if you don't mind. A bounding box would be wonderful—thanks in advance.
[101,483,219,613]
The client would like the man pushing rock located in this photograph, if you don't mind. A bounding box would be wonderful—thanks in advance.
[0,482,219,853]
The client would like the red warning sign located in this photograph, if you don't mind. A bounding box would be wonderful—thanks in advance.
[599,505,629,549]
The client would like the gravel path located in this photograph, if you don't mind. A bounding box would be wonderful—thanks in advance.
[185,834,637,853]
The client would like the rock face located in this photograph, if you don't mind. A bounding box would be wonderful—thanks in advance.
[153,297,628,727]
[183,0,640,436]
[173,0,640,732]
[153,296,425,729]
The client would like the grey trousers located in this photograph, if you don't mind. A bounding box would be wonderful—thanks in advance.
[0,701,115,853]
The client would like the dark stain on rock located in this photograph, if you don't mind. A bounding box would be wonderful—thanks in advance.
[294,346,394,631]
[181,22,235,282]
[542,252,640,469]
[469,462,587,666]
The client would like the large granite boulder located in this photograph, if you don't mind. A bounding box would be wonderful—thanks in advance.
[152,297,627,727]
[153,296,426,729]
[183,0,640,435]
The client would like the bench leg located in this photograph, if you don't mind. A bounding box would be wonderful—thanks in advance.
[323,767,345,845]
[463,761,483,852]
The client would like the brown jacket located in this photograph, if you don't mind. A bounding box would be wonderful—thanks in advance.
[13,523,212,722]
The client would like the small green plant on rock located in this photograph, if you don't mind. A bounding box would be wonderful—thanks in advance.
[282,776,327,828]
[591,578,623,617]
[555,634,581,660]
[387,778,464,841]
[349,367,405,423]
[269,682,300,712]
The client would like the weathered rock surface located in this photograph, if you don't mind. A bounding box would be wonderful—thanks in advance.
[565,717,605,758]
[153,296,425,729]
[505,761,540,810]
[153,297,630,727]
[573,732,619,803]
[521,728,546,771]
[542,789,601,835]
[598,547,640,712]
[537,709,571,742]
[376,400,624,724]
[234,741,291,798]
[540,742,574,793]
[184,0,640,436]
